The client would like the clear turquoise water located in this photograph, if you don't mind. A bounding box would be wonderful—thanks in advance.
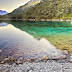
[0,21,72,51]
[0,21,72,62]
[9,21,72,52]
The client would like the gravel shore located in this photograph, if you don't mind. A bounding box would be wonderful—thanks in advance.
[0,59,72,72]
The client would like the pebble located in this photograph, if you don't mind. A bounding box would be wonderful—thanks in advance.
[0,60,72,72]
[70,55,72,62]
[58,55,66,59]
[40,70,42,72]
[62,50,68,54]
[16,58,23,64]
[29,70,33,72]
[42,55,49,60]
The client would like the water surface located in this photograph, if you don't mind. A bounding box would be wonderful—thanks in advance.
[6,21,72,52]
[0,21,72,62]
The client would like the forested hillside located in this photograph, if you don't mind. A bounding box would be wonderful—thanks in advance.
[2,0,72,20]
[23,0,72,19]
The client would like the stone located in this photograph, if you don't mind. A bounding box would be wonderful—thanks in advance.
[16,58,23,64]
[69,55,72,62]
[58,55,66,59]
[70,59,72,63]
[1,61,4,64]
[4,58,9,61]
[40,70,43,72]
[30,59,35,62]
[70,54,72,56]
[70,56,72,59]
[29,70,33,72]
[0,50,2,52]
[53,55,66,60]
[62,50,68,55]
[42,55,49,60]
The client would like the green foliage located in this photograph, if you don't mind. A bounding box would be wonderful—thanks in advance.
[4,0,72,19]
[24,0,72,19]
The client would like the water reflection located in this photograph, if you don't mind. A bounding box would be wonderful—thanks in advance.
[5,21,72,53]
[0,22,8,27]
[0,23,66,62]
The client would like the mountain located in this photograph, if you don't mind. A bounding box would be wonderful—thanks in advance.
[11,0,41,15]
[22,0,72,19]
[4,0,72,19]
[0,10,8,15]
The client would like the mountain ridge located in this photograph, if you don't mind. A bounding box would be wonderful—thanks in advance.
[0,10,8,15]
[23,0,72,19]
[11,0,41,15]
[1,0,72,20]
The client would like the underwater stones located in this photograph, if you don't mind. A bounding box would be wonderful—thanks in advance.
[62,50,68,55]
[2,58,10,64]
[52,54,66,60]
[0,24,71,62]
[30,59,36,62]
[58,55,66,59]
[4,58,9,61]
[1,57,17,64]
[26,58,36,62]
[0,57,9,64]
[0,50,2,52]
[1,61,4,64]
[16,58,23,64]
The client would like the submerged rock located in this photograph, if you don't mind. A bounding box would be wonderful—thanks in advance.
[16,58,23,64]
[57,55,66,59]
[0,49,2,52]
[62,50,68,55]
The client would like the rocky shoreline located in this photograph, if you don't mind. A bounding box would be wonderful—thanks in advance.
[0,20,72,72]
[0,53,72,72]
[0,49,72,64]
[0,19,72,21]
[0,59,72,72]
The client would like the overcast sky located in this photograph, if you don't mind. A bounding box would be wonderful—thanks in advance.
[0,0,30,13]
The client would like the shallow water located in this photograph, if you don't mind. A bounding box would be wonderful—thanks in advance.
[7,21,72,52]
[0,21,72,62]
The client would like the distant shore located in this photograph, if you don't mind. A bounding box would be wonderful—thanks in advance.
[0,19,72,21]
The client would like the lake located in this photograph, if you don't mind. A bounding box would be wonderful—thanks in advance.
[0,21,72,63]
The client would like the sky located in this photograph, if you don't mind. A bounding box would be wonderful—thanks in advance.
[0,0,30,13]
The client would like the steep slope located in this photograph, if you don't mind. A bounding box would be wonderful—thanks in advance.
[11,0,41,15]
[23,0,72,19]
[4,0,72,19]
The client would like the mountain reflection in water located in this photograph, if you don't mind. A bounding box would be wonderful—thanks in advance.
[0,23,65,62]
[4,21,72,53]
